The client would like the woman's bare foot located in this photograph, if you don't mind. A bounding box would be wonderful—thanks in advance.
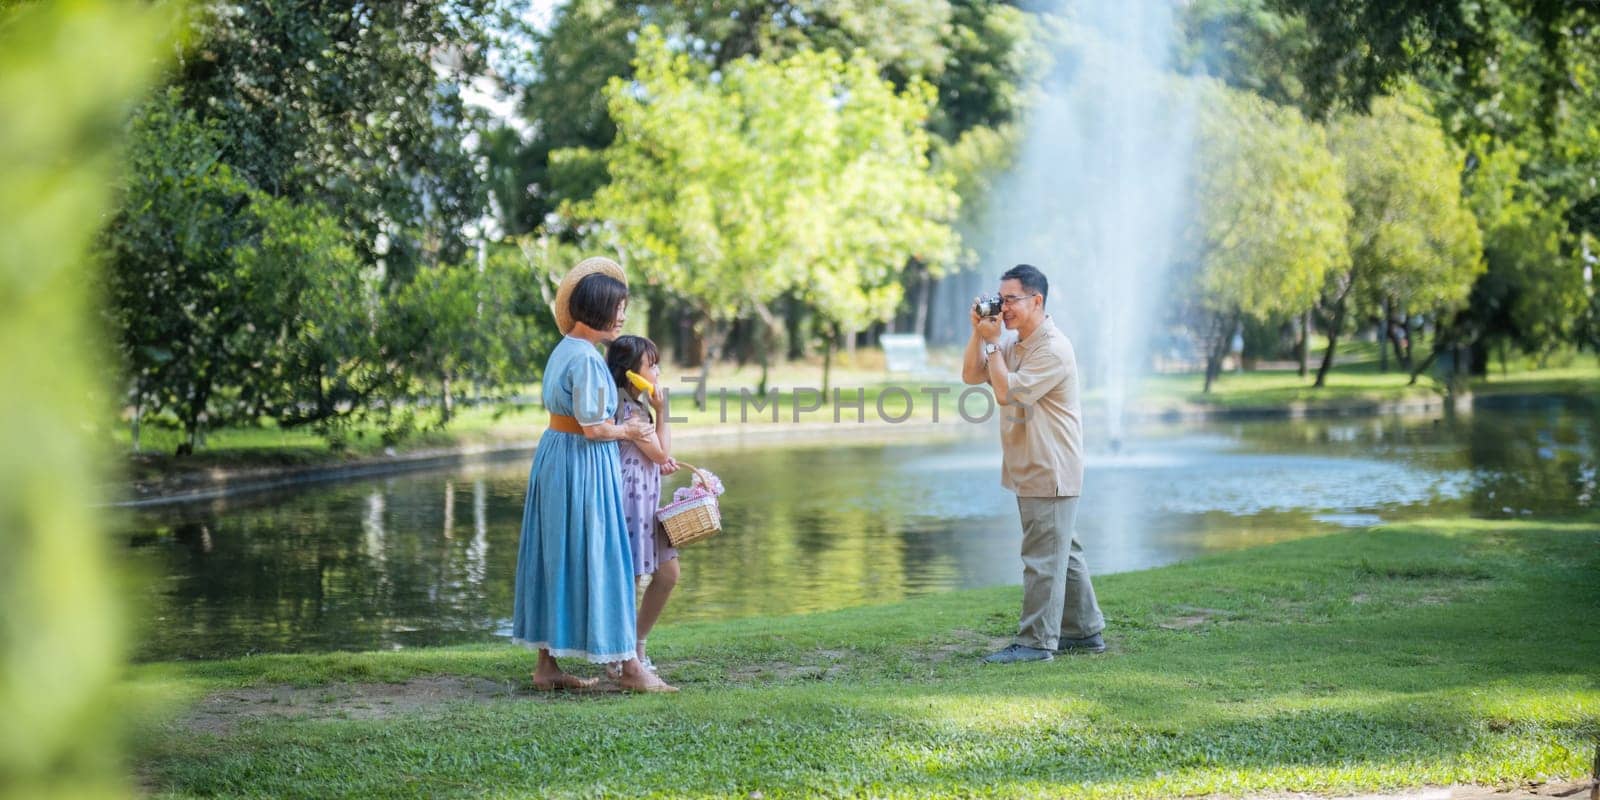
[617,658,677,693]
[531,649,598,691]
[530,671,597,691]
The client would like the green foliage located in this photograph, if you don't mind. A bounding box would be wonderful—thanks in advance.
[493,0,1030,235]
[571,29,957,354]
[1459,141,1589,360]
[927,0,1034,141]
[1182,81,1349,389]
[1268,0,1598,122]
[1332,93,1484,312]
[1316,92,1484,385]
[1188,83,1349,318]
[169,0,512,283]
[486,0,641,235]
[0,1,171,797]
[1419,3,1600,361]
[103,90,383,452]
[1178,0,1311,108]
[386,245,558,421]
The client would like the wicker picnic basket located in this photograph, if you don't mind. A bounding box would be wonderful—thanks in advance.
[655,463,722,547]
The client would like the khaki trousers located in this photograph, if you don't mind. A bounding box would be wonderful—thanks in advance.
[1015,496,1104,649]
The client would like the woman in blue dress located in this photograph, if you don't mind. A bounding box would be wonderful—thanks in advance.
[512,257,677,693]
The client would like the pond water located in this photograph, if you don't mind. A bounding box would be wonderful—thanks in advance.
[119,395,1598,661]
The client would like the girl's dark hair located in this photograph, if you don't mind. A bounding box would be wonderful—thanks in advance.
[606,334,659,405]
[568,273,628,331]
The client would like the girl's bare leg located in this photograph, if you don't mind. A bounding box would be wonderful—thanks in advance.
[635,558,679,661]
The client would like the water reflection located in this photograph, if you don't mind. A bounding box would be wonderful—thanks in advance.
[122,398,1598,661]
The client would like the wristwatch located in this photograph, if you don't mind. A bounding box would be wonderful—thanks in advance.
[983,341,1000,356]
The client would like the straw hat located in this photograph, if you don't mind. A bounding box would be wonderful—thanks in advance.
[553,256,628,335]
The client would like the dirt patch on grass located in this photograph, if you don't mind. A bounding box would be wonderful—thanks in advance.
[179,675,604,735]
[723,648,859,683]
[926,628,1012,663]
[1159,606,1233,630]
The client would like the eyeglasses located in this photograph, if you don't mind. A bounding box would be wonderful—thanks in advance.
[999,293,1039,307]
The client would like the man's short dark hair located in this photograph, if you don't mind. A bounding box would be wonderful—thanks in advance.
[1001,263,1048,304]
[569,273,628,331]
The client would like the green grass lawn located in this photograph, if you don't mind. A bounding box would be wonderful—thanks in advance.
[1141,342,1598,409]
[128,516,1600,799]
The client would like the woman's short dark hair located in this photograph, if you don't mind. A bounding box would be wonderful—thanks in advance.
[568,273,628,331]
[606,334,659,396]
[1001,263,1048,304]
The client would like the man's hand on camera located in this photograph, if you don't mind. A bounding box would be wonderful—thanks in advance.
[970,297,1002,344]
[976,315,1002,345]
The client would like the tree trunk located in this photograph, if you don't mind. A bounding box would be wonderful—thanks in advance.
[441,372,454,424]
[1202,312,1236,393]
[1314,295,1349,388]
[785,294,806,360]
[914,269,933,338]
[1402,313,1415,370]
[694,320,726,411]
[678,310,699,367]
[1409,334,1448,385]
[131,401,142,455]
[178,376,211,456]
[1379,299,1390,373]
[1298,309,1311,378]
[1468,338,1489,377]
[130,377,144,454]
[822,325,836,397]
[751,303,784,398]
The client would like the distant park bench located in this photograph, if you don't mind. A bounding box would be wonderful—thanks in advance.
[881,333,932,376]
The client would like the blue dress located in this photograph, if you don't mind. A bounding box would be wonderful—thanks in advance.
[511,336,637,663]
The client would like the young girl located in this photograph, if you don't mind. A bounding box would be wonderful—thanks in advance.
[605,335,680,671]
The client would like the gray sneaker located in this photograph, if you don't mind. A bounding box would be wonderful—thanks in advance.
[1054,633,1106,655]
[982,643,1054,664]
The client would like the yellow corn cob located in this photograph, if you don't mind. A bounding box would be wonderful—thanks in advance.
[625,369,655,398]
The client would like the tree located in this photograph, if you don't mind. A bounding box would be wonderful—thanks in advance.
[1,1,171,797]
[1417,4,1600,369]
[1268,0,1598,123]
[1319,92,1484,387]
[487,0,643,236]
[386,245,558,424]
[1440,141,1588,376]
[170,0,513,283]
[1178,0,1312,109]
[104,90,384,452]
[1181,82,1349,392]
[494,0,1029,235]
[571,30,957,401]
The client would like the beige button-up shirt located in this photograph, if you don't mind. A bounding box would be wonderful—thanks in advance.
[990,315,1083,498]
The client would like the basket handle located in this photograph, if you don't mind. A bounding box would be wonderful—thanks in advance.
[670,461,714,489]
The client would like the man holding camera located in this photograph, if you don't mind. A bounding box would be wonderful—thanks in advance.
[962,264,1105,663]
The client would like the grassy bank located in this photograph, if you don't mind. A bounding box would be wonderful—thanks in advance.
[129,516,1600,799]
[109,347,1587,496]
[113,347,1596,489]
[1144,343,1598,409]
